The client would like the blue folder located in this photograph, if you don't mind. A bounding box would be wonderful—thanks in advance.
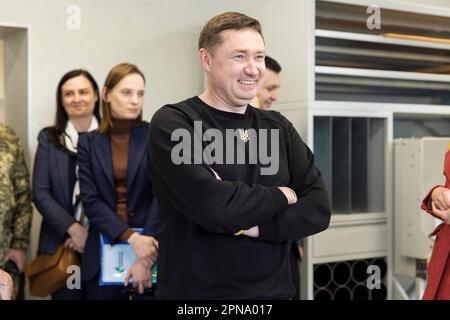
[99,228,157,286]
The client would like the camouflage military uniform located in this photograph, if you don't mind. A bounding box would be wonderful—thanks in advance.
[0,124,32,299]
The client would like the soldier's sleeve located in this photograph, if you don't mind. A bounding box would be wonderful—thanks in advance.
[10,138,32,252]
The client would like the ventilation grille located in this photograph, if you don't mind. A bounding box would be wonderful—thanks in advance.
[313,258,387,300]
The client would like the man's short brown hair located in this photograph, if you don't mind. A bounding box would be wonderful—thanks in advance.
[198,12,264,53]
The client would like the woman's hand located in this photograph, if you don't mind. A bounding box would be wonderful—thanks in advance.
[128,233,158,268]
[67,223,88,253]
[3,249,27,273]
[124,260,153,295]
[432,202,450,224]
[431,187,450,223]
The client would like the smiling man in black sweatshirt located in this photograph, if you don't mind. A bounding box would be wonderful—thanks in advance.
[149,12,331,300]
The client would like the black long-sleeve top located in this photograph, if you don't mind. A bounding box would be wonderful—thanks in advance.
[149,96,331,299]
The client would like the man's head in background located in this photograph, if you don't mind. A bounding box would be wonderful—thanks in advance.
[255,55,281,110]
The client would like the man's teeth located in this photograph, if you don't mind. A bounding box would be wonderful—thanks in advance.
[238,80,256,85]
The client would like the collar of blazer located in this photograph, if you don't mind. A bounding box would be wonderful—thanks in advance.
[93,123,148,190]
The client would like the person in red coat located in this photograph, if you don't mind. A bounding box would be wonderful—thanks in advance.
[421,148,450,300]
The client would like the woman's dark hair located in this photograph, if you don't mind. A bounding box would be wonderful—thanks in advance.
[47,69,101,149]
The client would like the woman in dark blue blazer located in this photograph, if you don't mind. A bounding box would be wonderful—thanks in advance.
[77,63,158,300]
[32,69,101,299]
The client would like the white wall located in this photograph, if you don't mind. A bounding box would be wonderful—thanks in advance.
[399,0,450,7]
